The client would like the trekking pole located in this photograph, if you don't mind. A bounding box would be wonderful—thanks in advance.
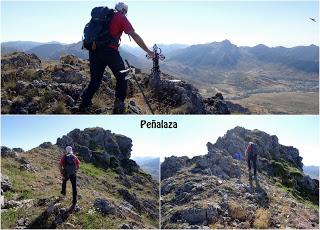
[122,59,155,115]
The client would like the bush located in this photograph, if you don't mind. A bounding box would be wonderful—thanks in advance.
[228,201,246,221]
[253,208,271,229]
[52,101,70,114]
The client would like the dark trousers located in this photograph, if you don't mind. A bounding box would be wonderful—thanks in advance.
[81,47,127,106]
[247,153,257,176]
[61,174,77,205]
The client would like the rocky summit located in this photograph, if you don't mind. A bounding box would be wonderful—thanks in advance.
[1,52,236,114]
[161,127,319,229]
[1,127,159,229]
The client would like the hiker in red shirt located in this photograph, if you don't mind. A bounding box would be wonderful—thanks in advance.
[80,2,155,114]
[245,142,258,180]
[59,146,80,209]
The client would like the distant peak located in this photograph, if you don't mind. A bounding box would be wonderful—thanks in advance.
[221,39,232,44]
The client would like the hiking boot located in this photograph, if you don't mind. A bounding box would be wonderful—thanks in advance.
[113,100,126,114]
[70,203,80,212]
[71,100,92,113]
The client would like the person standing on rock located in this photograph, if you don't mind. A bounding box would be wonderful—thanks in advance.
[80,2,155,114]
[59,146,80,209]
[245,142,257,179]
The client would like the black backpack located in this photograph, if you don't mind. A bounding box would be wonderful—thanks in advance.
[82,7,119,51]
[64,154,77,177]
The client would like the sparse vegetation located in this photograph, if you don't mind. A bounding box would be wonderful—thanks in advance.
[228,201,247,221]
[253,208,271,229]
[52,101,70,114]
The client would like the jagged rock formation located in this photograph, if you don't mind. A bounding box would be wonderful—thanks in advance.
[1,52,235,114]
[1,127,159,229]
[161,127,319,229]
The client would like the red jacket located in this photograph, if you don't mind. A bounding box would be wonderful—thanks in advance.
[108,11,134,49]
[59,154,80,170]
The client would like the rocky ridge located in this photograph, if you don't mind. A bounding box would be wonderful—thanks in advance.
[161,127,319,229]
[1,52,236,114]
[1,127,159,229]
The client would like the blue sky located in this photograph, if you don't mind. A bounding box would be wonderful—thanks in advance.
[1,115,319,166]
[1,1,319,47]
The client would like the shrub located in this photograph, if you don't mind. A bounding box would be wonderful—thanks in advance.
[253,208,271,229]
[52,101,70,114]
[228,201,246,221]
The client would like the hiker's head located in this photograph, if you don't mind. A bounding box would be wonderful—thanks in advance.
[65,146,73,155]
[115,2,128,15]
[249,142,254,146]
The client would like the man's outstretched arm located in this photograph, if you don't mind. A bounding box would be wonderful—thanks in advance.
[129,31,155,58]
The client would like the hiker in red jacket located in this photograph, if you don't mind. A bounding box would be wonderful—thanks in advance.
[245,142,257,179]
[80,2,155,114]
[59,146,80,208]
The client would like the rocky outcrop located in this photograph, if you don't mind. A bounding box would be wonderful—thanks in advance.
[161,127,319,229]
[191,151,241,179]
[56,127,132,161]
[1,146,18,158]
[150,74,231,114]
[1,52,237,115]
[56,127,138,176]
[1,52,41,70]
[161,156,189,180]
[213,126,303,169]
[38,142,53,149]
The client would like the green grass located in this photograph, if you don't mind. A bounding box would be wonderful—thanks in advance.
[76,212,115,229]
[80,162,106,178]
[1,206,40,229]
[80,162,117,179]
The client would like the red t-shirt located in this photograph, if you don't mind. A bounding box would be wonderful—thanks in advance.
[108,11,134,49]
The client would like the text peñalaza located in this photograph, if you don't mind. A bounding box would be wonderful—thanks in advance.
[141,120,178,128]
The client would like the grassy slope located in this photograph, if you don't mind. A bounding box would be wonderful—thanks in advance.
[1,147,158,229]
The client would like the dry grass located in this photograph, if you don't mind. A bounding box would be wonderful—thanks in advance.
[253,208,271,229]
[228,201,247,221]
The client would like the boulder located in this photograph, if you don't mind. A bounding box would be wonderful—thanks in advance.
[60,55,79,66]
[53,70,84,84]
[204,93,230,114]
[180,205,218,225]
[118,189,144,213]
[1,174,13,192]
[94,198,116,215]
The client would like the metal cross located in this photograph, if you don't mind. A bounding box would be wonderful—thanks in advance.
[146,44,165,74]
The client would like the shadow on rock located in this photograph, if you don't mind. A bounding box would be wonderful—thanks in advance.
[28,198,75,229]
[249,177,269,209]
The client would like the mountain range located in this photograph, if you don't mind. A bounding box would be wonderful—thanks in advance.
[1,40,319,114]
[303,165,319,179]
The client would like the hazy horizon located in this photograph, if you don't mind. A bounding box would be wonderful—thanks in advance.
[2,39,319,49]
